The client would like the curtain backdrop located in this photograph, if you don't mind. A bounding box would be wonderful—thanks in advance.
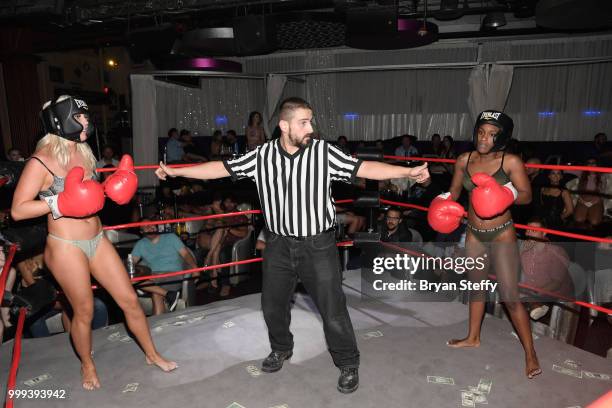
[131,33,612,174]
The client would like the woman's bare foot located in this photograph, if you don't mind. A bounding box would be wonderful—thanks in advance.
[526,356,542,379]
[446,338,481,348]
[146,355,178,372]
[81,363,101,390]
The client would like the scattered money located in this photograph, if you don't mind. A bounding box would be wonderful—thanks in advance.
[172,321,187,326]
[269,405,289,408]
[552,364,582,378]
[119,335,133,343]
[246,365,261,378]
[462,391,475,407]
[176,314,188,319]
[24,374,51,387]
[427,376,455,385]
[582,371,611,381]
[564,360,579,370]
[122,383,139,393]
[107,332,122,342]
[226,403,246,408]
[223,321,235,329]
[361,331,384,340]
[477,379,493,394]
[187,316,205,324]
[152,326,164,333]
[474,394,488,405]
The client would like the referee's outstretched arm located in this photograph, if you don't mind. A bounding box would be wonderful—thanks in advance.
[357,161,430,184]
[155,161,230,181]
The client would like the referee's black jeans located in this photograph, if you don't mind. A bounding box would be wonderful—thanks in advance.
[262,229,360,368]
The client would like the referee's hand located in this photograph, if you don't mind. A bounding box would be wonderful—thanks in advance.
[408,162,430,184]
[155,162,179,180]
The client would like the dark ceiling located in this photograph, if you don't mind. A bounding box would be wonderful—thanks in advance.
[1,0,611,57]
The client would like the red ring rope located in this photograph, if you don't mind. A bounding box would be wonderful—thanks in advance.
[383,155,612,174]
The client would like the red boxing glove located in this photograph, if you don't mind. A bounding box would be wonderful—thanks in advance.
[103,154,138,205]
[427,193,465,234]
[43,167,105,219]
[470,173,518,219]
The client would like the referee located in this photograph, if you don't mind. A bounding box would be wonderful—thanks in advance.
[156,97,430,393]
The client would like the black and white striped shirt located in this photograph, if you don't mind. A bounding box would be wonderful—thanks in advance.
[223,138,362,238]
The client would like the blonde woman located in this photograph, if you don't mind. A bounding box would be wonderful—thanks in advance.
[11,95,176,390]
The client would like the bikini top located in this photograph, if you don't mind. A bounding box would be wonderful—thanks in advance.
[462,151,511,192]
[30,157,94,200]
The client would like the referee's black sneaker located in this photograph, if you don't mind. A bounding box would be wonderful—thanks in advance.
[165,290,180,312]
[261,350,293,373]
[337,367,359,393]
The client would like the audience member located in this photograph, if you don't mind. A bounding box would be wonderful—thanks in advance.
[180,129,207,162]
[131,219,199,315]
[246,111,266,151]
[209,130,223,160]
[203,194,250,297]
[573,158,606,228]
[394,134,419,158]
[380,208,412,243]
[336,136,351,155]
[6,148,24,162]
[538,169,573,230]
[165,128,184,163]
[96,144,119,171]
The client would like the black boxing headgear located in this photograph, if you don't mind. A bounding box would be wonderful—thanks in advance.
[40,96,94,142]
[473,110,514,152]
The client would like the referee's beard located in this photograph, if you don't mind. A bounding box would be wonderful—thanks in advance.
[289,130,313,148]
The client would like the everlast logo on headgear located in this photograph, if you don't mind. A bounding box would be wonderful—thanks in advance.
[480,111,501,121]
[473,109,514,152]
[74,99,88,110]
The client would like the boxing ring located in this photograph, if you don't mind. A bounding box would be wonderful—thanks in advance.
[1,157,612,408]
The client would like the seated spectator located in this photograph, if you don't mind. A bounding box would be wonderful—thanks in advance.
[95,144,119,174]
[203,194,250,297]
[586,132,612,167]
[336,136,351,155]
[573,158,607,228]
[427,133,442,156]
[224,130,241,156]
[537,170,573,230]
[6,147,24,162]
[336,207,366,239]
[246,111,266,152]
[520,217,573,320]
[380,208,412,243]
[394,134,419,158]
[439,135,457,175]
[165,128,184,163]
[131,219,199,315]
[209,130,224,160]
[180,129,207,162]
[195,192,226,254]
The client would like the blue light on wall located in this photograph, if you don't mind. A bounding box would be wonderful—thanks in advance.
[344,113,359,121]
[584,110,602,116]
[538,111,555,117]
[215,115,228,125]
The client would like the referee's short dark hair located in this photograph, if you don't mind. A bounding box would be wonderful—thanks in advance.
[279,97,312,121]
